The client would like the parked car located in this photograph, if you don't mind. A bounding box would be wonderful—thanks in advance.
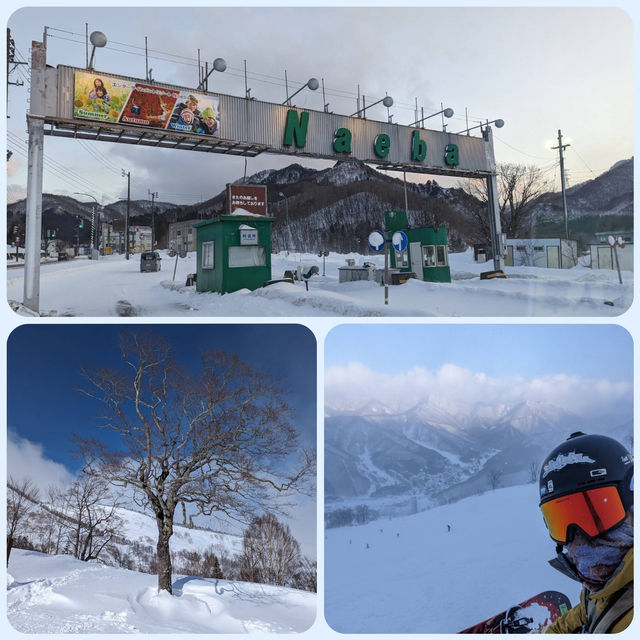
[140,251,161,272]
[57,251,70,261]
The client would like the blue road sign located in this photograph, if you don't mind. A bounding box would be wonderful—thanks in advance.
[392,231,408,252]
[368,230,386,252]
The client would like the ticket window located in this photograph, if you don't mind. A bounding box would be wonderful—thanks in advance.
[202,241,214,269]
[436,245,448,267]
[423,245,436,267]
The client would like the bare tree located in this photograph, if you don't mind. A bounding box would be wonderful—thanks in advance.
[461,163,551,245]
[7,476,40,564]
[489,470,503,491]
[239,513,302,587]
[62,476,123,562]
[74,333,313,593]
[528,460,541,484]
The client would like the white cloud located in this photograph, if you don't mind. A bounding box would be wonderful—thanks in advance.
[7,431,75,493]
[325,363,633,418]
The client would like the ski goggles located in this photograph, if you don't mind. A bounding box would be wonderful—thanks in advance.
[540,486,627,543]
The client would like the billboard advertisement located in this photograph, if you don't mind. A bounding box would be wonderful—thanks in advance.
[73,71,220,135]
[228,185,268,215]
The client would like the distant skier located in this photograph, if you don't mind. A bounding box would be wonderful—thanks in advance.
[447,524,451,532]
[538,432,633,633]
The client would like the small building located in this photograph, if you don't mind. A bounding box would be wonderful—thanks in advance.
[504,238,577,269]
[130,226,152,254]
[385,210,451,283]
[589,242,634,271]
[168,219,199,253]
[194,214,274,293]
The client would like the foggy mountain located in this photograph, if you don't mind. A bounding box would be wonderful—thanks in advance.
[325,397,633,504]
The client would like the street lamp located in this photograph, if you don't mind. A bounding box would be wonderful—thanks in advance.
[408,107,454,128]
[351,95,393,118]
[278,191,291,251]
[88,31,107,70]
[74,192,101,258]
[456,118,505,135]
[197,57,226,91]
[283,77,319,106]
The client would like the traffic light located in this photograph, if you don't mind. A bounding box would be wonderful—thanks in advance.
[51,230,56,238]
[78,220,84,228]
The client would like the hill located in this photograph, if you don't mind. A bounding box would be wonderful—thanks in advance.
[7,158,632,253]
[325,483,582,633]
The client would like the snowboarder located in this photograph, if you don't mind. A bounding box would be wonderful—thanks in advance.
[538,432,633,633]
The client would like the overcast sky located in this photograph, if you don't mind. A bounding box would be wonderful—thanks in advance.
[325,324,633,418]
[5,3,634,206]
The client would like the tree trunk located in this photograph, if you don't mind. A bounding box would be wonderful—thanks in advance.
[7,536,13,566]
[156,522,173,593]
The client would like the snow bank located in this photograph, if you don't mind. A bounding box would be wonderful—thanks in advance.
[6,249,632,316]
[7,550,315,633]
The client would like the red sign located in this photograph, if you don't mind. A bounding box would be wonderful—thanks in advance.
[228,184,267,215]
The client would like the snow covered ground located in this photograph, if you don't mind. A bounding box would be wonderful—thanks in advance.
[7,550,316,633]
[6,249,632,317]
[324,483,582,633]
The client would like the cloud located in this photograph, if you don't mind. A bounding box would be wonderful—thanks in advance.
[325,363,633,418]
[7,431,75,493]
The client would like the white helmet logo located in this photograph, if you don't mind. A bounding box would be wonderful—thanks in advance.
[542,450,595,479]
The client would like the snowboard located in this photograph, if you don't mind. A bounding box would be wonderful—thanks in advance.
[458,590,571,634]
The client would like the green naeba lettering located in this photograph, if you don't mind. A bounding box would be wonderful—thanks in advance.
[283,109,461,166]
[333,127,352,154]
[374,133,390,158]
[444,143,459,166]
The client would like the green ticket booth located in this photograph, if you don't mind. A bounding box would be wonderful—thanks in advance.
[386,210,451,283]
[194,215,274,293]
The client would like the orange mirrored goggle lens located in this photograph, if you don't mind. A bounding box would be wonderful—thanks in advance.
[540,486,626,543]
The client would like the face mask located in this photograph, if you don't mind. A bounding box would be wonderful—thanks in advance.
[565,522,633,590]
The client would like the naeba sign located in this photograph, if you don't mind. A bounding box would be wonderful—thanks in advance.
[22,38,506,312]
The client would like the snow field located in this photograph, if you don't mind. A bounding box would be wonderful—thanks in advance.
[7,550,316,633]
[324,483,582,633]
[6,248,632,316]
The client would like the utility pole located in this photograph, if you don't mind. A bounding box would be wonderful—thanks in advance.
[551,129,571,239]
[149,189,158,249]
[23,40,46,313]
[122,169,131,259]
[7,28,27,114]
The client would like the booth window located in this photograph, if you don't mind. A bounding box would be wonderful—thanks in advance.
[436,245,448,267]
[395,248,408,268]
[229,245,266,268]
[202,241,214,269]
[423,245,436,267]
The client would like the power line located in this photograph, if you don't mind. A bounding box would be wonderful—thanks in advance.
[569,146,597,178]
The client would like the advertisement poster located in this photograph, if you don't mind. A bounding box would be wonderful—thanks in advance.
[119,83,180,128]
[167,91,220,136]
[73,72,220,135]
[73,71,133,123]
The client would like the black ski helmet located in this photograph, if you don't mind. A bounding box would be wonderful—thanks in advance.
[539,431,633,510]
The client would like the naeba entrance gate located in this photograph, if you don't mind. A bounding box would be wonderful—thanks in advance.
[23,37,505,311]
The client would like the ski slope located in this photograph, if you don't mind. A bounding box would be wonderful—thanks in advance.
[7,550,315,633]
[324,483,582,633]
[7,249,632,317]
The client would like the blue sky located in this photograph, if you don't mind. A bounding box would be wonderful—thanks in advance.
[8,323,316,470]
[326,324,632,380]
[5,5,634,204]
